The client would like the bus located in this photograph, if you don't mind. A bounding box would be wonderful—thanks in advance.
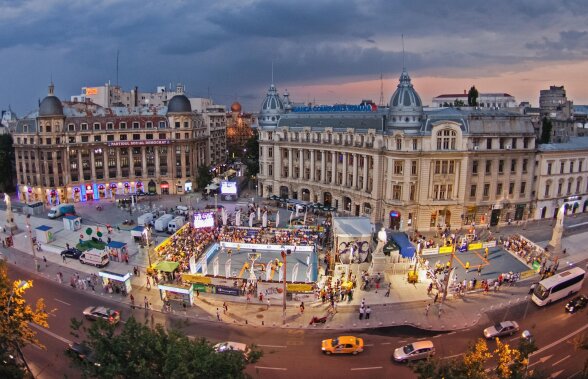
[531,267,586,306]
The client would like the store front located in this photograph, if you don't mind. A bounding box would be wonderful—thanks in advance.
[390,210,401,230]
[160,181,169,195]
[148,180,157,194]
[136,181,143,193]
[47,189,59,205]
[98,184,106,199]
[515,204,525,221]
[110,183,118,197]
[323,192,332,207]
[84,185,94,201]
[184,180,193,193]
[158,284,194,306]
[98,270,132,295]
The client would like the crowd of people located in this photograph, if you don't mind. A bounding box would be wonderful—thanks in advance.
[501,234,547,265]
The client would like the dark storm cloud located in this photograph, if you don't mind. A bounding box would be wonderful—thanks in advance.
[1,0,588,113]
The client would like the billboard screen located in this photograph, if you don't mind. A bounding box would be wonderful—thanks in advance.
[193,212,215,229]
[221,181,237,195]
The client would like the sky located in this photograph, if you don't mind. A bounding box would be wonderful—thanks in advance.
[1,0,588,116]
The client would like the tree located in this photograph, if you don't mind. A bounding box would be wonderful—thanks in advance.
[0,260,49,377]
[468,86,479,106]
[243,134,259,177]
[540,117,552,144]
[69,316,261,378]
[196,165,213,191]
[453,99,465,107]
[0,134,15,193]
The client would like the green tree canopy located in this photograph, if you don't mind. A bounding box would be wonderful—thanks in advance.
[69,316,260,379]
[468,86,479,106]
[196,165,213,191]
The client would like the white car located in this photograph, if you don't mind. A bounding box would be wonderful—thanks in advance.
[213,341,250,360]
[483,321,519,339]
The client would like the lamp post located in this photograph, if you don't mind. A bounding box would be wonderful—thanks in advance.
[441,244,455,304]
[144,226,152,268]
[7,280,30,314]
[281,249,290,325]
[25,215,39,272]
[214,193,218,209]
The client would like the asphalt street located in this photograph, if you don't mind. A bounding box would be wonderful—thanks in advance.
[8,261,588,379]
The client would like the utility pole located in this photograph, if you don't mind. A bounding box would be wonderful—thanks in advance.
[281,249,289,324]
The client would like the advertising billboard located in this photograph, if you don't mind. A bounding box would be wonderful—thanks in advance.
[193,212,215,229]
[221,181,237,194]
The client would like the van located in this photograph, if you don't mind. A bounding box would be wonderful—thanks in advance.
[392,340,435,363]
[48,204,76,219]
[176,205,189,216]
[79,249,109,268]
[137,212,154,226]
[154,214,174,232]
[167,216,186,234]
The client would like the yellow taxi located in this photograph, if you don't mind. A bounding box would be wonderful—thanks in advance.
[321,336,364,355]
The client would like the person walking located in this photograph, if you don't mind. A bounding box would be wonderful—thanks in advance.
[484,247,489,259]
[216,308,221,321]
[299,302,305,314]
[477,264,483,276]
[223,302,228,314]
[433,292,439,303]
[385,283,391,297]
[427,282,433,295]
[465,261,470,272]
[365,306,372,320]
[43,256,47,267]
[144,296,149,309]
[359,306,365,320]
[62,254,67,263]
[57,272,63,284]
[130,294,135,308]
[425,303,431,316]
[146,276,151,291]
[266,298,270,310]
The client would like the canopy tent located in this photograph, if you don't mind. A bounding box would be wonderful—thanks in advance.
[155,261,180,272]
[333,217,373,239]
[389,232,416,258]
[107,241,127,249]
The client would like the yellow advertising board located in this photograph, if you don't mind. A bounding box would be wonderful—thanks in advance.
[468,243,483,251]
[181,274,212,284]
[439,246,453,254]
[85,87,99,95]
[520,269,537,280]
[286,283,314,293]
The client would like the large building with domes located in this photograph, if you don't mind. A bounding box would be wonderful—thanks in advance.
[12,83,221,205]
[226,101,256,158]
[256,70,542,231]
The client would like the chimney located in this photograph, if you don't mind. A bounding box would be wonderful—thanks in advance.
[134,86,138,107]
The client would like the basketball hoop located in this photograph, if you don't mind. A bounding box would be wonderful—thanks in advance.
[247,253,261,282]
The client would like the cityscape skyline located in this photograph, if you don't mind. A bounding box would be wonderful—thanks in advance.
[1,0,588,114]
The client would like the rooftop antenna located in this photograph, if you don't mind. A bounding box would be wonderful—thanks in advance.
[378,73,384,107]
[401,34,406,70]
[116,49,120,87]
[271,60,274,85]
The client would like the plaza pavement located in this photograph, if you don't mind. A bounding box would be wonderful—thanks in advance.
[2,204,588,332]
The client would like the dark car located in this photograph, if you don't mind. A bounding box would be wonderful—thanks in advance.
[565,294,588,313]
[61,248,82,259]
[66,343,100,366]
[82,306,120,324]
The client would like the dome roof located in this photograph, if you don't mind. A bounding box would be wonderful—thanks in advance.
[39,82,63,117]
[167,94,192,113]
[386,68,424,129]
[259,84,284,128]
[231,102,242,112]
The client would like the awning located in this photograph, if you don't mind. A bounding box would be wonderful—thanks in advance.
[107,241,127,249]
[205,183,219,191]
[154,261,180,272]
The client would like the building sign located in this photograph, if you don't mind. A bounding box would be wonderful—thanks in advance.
[84,87,99,95]
[194,212,215,229]
[215,285,240,296]
[107,140,171,147]
[221,181,237,195]
[292,103,378,113]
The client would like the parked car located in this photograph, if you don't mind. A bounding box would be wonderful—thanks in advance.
[82,306,120,324]
[321,336,364,355]
[60,248,82,259]
[393,341,436,363]
[66,342,100,366]
[213,341,251,361]
[565,294,588,313]
[483,321,519,339]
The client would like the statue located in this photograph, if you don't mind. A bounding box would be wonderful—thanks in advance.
[547,204,565,254]
[369,227,389,274]
[4,193,17,233]
[374,227,387,256]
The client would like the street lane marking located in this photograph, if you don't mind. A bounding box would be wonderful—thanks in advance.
[364,343,374,346]
[528,322,588,366]
[29,323,72,345]
[552,355,571,366]
[54,298,71,306]
[381,342,391,345]
[255,366,287,371]
[441,353,464,360]
[350,367,383,371]
[258,344,287,348]
[399,340,407,343]
[446,331,456,335]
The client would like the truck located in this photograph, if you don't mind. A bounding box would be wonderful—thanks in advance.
[167,216,186,234]
[137,212,155,226]
[48,204,76,219]
[79,249,109,268]
[154,214,174,232]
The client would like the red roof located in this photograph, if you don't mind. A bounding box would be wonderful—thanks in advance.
[435,94,468,99]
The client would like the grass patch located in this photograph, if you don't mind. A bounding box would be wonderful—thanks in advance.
[76,239,107,251]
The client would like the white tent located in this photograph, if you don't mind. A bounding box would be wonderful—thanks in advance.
[333,217,374,264]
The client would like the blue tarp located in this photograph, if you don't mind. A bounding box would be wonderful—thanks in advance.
[389,232,416,258]
[107,241,127,249]
[131,226,144,233]
[35,225,52,231]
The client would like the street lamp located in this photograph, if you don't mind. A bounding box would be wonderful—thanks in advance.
[281,249,291,325]
[143,226,152,268]
[25,215,39,272]
[214,193,218,209]
[7,280,30,314]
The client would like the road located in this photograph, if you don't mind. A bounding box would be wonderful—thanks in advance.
[8,263,588,379]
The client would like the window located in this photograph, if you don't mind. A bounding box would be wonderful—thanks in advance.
[545,183,550,197]
[94,135,101,142]
[45,138,51,144]
[411,160,417,175]
[159,133,166,139]
[159,121,166,128]
[412,139,417,150]
[560,161,565,174]
[567,181,572,194]
[486,138,492,149]
[68,124,75,132]
[436,129,456,150]
[472,160,478,174]
[485,160,491,174]
[107,122,114,130]
[146,134,153,140]
[81,136,88,143]
[483,183,490,197]
[46,125,52,133]
[570,161,574,173]
[107,135,114,141]
[93,123,101,130]
[520,181,526,195]
[146,121,153,128]
[268,147,273,158]
[396,138,402,150]
[120,122,127,129]
[558,181,563,195]
[132,122,139,129]
[547,162,552,175]
[498,160,504,174]
[394,161,403,175]
[409,184,415,200]
[392,185,402,200]
[120,134,127,141]
[133,134,140,140]
[580,160,584,172]
[509,182,515,195]
[470,184,477,198]
[522,159,528,173]
[511,159,517,173]
[184,121,189,128]
[175,122,180,129]
[496,183,503,195]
